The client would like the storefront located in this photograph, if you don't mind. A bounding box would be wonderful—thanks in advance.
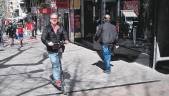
[152,0,169,69]
[70,0,81,42]
[37,0,72,41]
[81,0,118,43]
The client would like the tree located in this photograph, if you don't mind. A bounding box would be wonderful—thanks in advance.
[0,0,5,18]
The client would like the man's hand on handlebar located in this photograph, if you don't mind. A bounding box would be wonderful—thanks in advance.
[48,42,54,46]
[64,40,69,44]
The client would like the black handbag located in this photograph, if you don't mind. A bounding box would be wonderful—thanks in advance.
[52,43,65,52]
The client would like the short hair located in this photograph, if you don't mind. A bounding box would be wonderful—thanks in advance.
[104,14,111,22]
[50,13,59,18]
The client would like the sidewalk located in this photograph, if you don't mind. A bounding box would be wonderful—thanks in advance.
[0,36,169,96]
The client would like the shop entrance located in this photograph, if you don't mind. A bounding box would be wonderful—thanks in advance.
[83,0,117,43]
[83,0,95,42]
[153,0,169,70]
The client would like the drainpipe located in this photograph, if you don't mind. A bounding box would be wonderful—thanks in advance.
[81,0,84,38]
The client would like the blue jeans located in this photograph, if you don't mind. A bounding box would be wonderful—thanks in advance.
[101,44,112,71]
[48,52,61,80]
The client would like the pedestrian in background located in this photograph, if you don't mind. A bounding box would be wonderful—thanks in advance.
[6,23,16,47]
[94,14,118,74]
[25,21,33,39]
[16,23,24,48]
[41,13,69,89]
[32,20,37,39]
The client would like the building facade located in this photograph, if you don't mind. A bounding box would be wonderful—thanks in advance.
[22,0,169,68]
[5,0,24,19]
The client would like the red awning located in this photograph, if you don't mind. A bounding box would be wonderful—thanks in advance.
[39,8,55,14]
[56,0,69,8]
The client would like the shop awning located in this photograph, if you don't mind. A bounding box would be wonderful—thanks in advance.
[121,10,137,17]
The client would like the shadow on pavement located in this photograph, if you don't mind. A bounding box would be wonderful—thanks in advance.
[0,69,45,76]
[0,48,30,65]
[113,53,139,62]
[92,61,104,70]
[0,52,48,69]
[92,61,114,71]
[75,40,143,64]
[16,82,51,96]
[95,46,140,63]
[63,71,71,79]
[50,71,71,80]
[36,80,160,96]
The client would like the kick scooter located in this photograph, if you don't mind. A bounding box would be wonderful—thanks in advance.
[51,42,67,95]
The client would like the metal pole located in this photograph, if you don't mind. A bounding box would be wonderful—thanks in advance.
[81,0,84,38]
[103,0,106,15]
[101,0,106,19]
[117,0,120,17]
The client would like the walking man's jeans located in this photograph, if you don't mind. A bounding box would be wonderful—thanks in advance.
[48,52,61,80]
[101,44,112,71]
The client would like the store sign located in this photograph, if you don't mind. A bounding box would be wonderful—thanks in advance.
[70,0,80,9]
[56,0,69,8]
[39,8,54,14]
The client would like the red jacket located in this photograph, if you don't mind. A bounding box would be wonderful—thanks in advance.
[17,27,23,34]
[25,22,33,31]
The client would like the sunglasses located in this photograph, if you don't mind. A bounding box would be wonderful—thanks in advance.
[50,18,58,20]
